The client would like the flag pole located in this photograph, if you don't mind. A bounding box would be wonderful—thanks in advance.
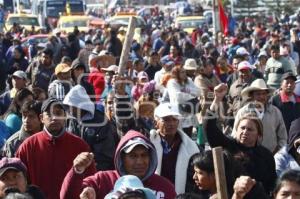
[212,0,219,45]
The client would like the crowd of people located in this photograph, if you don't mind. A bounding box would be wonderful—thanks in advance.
[1,3,300,199]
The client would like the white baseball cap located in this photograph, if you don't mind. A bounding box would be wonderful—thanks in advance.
[154,103,181,118]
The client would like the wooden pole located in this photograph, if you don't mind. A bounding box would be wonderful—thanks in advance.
[118,16,136,76]
[212,147,228,199]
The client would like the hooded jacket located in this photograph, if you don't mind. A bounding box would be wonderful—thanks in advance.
[64,85,117,171]
[274,118,300,176]
[60,130,176,199]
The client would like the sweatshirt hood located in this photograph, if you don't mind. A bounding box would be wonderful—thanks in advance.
[114,130,158,181]
[288,118,300,153]
[63,85,95,116]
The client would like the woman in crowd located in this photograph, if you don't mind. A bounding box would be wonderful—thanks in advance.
[203,83,277,194]
[166,65,201,137]
[4,88,33,135]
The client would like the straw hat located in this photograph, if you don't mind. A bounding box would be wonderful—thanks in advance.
[183,58,199,70]
[90,55,116,68]
[241,79,275,98]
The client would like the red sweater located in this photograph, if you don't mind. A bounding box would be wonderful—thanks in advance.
[60,169,176,199]
[16,131,96,199]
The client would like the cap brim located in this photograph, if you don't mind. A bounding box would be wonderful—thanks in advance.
[123,143,150,153]
[0,167,21,177]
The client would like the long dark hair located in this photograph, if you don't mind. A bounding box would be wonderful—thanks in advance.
[171,66,188,85]
[5,88,33,118]
[273,169,300,197]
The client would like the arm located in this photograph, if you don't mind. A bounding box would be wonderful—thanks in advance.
[275,108,288,150]
[60,152,97,199]
[203,84,235,148]
[274,149,289,176]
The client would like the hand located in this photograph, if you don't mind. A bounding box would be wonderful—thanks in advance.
[73,152,94,174]
[80,187,96,199]
[214,83,228,101]
[232,176,256,199]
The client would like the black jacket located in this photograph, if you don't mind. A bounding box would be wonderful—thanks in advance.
[203,112,277,194]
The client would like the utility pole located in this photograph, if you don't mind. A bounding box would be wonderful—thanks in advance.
[212,0,220,45]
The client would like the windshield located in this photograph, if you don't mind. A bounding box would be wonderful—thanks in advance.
[46,1,65,17]
[61,20,87,28]
[178,19,205,29]
[46,1,84,18]
[7,17,39,26]
[110,17,145,27]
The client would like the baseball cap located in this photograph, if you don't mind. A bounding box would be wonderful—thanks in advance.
[236,47,250,56]
[104,175,156,199]
[282,72,297,81]
[137,71,149,81]
[41,97,66,112]
[121,137,151,153]
[71,58,86,70]
[12,70,27,80]
[0,158,27,177]
[237,61,254,71]
[55,63,71,75]
[154,103,181,118]
[160,56,174,66]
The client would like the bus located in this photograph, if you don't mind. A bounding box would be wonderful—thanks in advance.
[32,0,86,28]
[2,0,31,14]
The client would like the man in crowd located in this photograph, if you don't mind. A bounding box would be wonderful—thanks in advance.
[60,130,176,199]
[16,97,96,199]
[26,48,55,92]
[0,157,45,198]
[63,85,117,171]
[2,100,42,157]
[272,72,300,133]
[265,44,293,89]
[150,103,200,194]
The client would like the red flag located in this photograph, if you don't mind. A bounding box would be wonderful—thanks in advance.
[218,0,229,36]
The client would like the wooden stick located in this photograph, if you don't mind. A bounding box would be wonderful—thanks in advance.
[212,146,228,199]
[118,16,136,76]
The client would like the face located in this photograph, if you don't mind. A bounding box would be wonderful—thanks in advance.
[271,49,280,59]
[104,71,114,84]
[179,69,187,80]
[193,166,215,192]
[170,46,177,57]
[41,105,66,136]
[281,78,295,95]
[13,49,21,59]
[236,119,260,147]
[156,116,179,138]
[12,76,26,90]
[232,58,241,70]
[22,110,42,134]
[203,63,214,76]
[41,53,52,66]
[0,170,27,197]
[72,67,85,82]
[149,55,159,65]
[238,69,252,83]
[252,90,269,104]
[275,181,300,199]
[163,63,174,72]
[123,145,150,179]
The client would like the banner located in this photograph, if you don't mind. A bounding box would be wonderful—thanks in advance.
[218,0,228,36]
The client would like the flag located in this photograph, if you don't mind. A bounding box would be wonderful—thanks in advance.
[218,0,229,36]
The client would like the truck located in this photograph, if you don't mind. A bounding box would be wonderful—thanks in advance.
[32,0,86,29]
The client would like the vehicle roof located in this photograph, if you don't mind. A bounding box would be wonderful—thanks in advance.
[59,15,90,21]
[7,13,39,18]
[176,16,205,20]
